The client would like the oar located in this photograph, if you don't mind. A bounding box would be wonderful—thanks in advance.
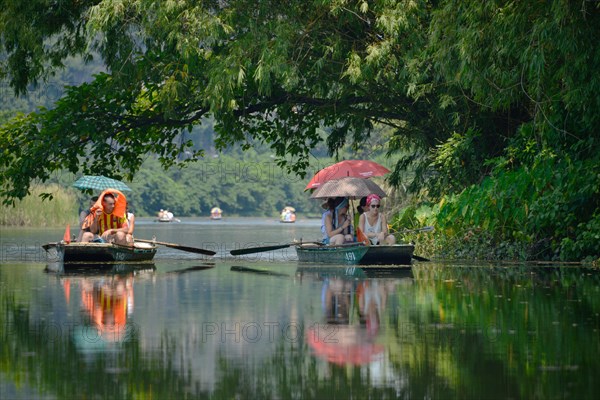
[230,241,324,256]
[135,239,216,256]
[412,254,430,262]
[42,243,58,251]
[392,226,435,234]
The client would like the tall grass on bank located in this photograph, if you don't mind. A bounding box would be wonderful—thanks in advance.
[0,185,78,227]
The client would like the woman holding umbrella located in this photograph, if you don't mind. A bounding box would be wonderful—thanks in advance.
[323,197,354,245]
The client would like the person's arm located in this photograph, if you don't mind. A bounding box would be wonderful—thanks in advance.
[326,214,350,237]
[127,214,135,235]
[89,210,102,234]
[79,210,88,226]
[325,214,335,237]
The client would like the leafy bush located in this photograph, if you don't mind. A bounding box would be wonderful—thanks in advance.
[432,152,600,261]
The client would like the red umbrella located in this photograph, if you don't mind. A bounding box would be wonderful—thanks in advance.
[305,160,390,190]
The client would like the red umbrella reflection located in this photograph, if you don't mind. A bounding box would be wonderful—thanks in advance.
[305,160,390,190]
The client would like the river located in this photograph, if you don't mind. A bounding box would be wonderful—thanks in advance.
[1,218,599,399]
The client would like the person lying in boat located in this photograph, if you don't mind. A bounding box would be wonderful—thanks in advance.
[358,194,396,245]
[76,195,98,242]
[81,192,130,246]
[323,197,354,245]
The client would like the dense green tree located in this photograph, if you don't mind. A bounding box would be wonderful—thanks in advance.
[0,0,442,203]
[1,1,599,259]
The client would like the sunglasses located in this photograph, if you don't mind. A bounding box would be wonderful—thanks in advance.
[370,204,380,208]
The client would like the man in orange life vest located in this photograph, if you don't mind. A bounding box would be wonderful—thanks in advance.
[81,193,129,245]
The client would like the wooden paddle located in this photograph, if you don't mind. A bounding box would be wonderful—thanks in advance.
[391,226,435,234]
[230,241,324,256]
[135,238,216,256]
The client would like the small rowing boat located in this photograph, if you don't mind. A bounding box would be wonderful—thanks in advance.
[360,244,415,265]
[42,242,157,263]
[295,243,368,265]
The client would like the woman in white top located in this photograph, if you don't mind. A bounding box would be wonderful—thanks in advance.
[358,194,396,245]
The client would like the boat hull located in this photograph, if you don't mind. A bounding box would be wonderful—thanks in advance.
[295,244,368,265]
[44,242,157,263]
[359,244,415,265]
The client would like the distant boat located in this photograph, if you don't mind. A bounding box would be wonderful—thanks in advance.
[210,207,222,220]
[155,209,180,223]
[280,206,296,223]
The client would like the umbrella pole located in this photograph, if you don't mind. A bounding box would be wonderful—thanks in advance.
[350,199,357,239]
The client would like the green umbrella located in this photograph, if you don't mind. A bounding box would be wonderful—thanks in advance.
[73,175,132,192]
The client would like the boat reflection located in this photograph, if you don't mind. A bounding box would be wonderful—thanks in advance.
[298,266,413,366]
[46,261,156,275]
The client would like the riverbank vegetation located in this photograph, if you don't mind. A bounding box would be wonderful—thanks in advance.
[1,1,598,262]
[0,185,78,227]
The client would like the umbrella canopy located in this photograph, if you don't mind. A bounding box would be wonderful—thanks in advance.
[310,177,386,199]
[73,175,132,192]
[305,160,390,190]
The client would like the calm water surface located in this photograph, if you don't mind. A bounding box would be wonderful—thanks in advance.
[1,218,599,399]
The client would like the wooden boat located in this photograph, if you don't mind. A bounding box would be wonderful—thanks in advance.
[155,216,181,223]
[280,206,296,223]
[210,207,222,220]
[295,243,369,265]
[156,209,180,222]
[42,242,157,263]
[359,244,415,266]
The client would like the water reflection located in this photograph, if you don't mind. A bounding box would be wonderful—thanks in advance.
[298,266,412,367]
[2,260,600,398]
[47,263,155,347]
